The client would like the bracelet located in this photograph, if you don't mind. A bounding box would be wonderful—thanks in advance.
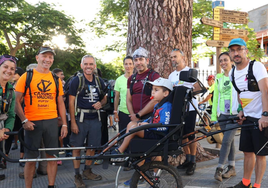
[237,104,243,113]
[22,119,28,125]
[62,125,67,127]
[113,111,117,113]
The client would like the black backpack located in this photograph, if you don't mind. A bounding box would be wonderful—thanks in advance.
[231,60,259,94]
[0,83,14,114]
[63,71,104,113]
[102,80,115,111]
[24,69,59,105]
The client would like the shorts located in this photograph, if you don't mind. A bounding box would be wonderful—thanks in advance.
[239,117,268,155]
[70,118,102,147]
[183,111,197,140]
[144,129,165,139]
[118,111,131,133]
[24,118,58,158]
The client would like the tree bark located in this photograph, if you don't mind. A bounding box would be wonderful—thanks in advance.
[126,0,193,78]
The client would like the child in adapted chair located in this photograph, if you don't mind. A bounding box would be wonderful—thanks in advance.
[112,77,173,154]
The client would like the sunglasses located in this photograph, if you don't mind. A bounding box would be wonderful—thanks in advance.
[0,54,18,65]
[172,48,184,56]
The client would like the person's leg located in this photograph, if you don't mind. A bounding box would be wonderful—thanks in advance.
[24,161,36,188]
[243,152,255,181]
[255,155,266,185]
[118,111,131,134]
[46,154,57,186]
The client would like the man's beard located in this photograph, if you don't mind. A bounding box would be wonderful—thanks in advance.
[233,55,242,65]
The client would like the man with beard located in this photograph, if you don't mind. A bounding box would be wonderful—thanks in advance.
[126,47,160,122]
[69,55,106,188]
[228,38,268,188]
[168,48,200,175]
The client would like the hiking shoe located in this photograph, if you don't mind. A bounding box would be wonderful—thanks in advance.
[74,174,85,188]
[223,165,236,179]
[214,167,223,182]
[19,172,37,179]
[82,168,102,181]
[177,160,190,169]
[94,159,103,165]
[186,162,196,175]
[0,174,5,181]
[227,181,252,188]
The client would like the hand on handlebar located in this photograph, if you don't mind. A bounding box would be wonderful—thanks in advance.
[258,116,268,131]
[237,111,246,125]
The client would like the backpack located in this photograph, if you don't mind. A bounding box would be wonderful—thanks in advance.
[0,83,14,114]
[129,69,158,96]
[63,71,104,113]
[24,69,59,105]
[102,80,115,111]
[231,60,259,94]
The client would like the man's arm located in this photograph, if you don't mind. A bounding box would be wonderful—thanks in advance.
[137,100,158,118]
[258,77,268,131]
[114,91,120,122]
[199,94,212,104]
[57,95,68,138]
[15,91,35,131]
[69,95,79,134]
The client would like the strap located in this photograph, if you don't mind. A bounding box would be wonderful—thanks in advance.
[231,66,241,94]
[51,72,59,106]
[130,69,154,95]
[24,69,34,105]
[95,75,104,101]
[129,73,137,95]
[4,87,14,114]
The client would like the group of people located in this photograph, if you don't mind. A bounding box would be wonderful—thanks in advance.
[0,37,268,188]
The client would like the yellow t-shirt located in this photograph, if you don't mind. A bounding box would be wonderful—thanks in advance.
[15,69,64,121]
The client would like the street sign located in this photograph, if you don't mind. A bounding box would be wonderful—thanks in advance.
[200,17,223,28]
[214,15,248,24]
[220,34,248,41]
[220,9,248,17]
[206,40,229,48]
[213,28,248,36]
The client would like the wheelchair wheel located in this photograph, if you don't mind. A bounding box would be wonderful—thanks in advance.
[130,161,183,188]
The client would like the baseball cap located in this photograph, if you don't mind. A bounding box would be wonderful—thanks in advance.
[37,46,56,55]
[15,67,25,76]
[147,77,173,91]
[228,38,247,48]
[207,75,215,81]
[132,47,149,59]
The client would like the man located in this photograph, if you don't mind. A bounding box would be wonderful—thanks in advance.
[199,75,215,114]
[69,55,106,188]
[15,46,68,188]
[168,48,200,175]
[52,68,65,86]
[228,38,268,188]
[126,47,160,122]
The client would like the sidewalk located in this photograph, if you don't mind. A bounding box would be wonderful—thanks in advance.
[1,127,268,188]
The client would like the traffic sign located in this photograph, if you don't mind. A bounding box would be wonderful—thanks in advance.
[206,40,229,48]
[200,17,223,28]
[213,28,248,36]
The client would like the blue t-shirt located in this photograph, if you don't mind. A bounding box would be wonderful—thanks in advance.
[143,101,172,133]
[69,74,105,119]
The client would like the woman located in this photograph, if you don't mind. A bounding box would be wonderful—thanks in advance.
[0,54,16,180]
[114,56,134,133]
[211,52,239,182]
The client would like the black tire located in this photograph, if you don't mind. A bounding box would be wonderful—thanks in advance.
[130,161,183,188]
[204,113,211,125]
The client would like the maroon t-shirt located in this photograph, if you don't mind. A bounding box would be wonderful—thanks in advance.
[127,69,160,114]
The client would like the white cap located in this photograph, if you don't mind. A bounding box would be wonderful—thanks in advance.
[147,77,173,91]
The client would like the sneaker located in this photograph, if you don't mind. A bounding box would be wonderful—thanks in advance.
[214,167,223,182]
[223,165,236,179]
[19,172,37,179]
[186,162,196,175]
[74,174,85,188]
[110,148,125,162]
[59,150,65,155]
[227,181,252,188]
[94,159,103,165]
[123,166,132,171]
[0,174,5,181]
[12,143,18,150]
[124,179,131,186]
[177,160,190,169]
[0,159,6,169]
[82,168,102,181]
[19,162,25,167]
[57,160,63,166]
[65,151,72,157]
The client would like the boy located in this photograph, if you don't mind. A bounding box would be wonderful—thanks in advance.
[112,77,173,154]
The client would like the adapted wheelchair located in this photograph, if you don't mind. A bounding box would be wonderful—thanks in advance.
[1,69,256,188]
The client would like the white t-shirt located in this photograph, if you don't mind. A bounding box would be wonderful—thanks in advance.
[230,61,268,118]
[168,66,198,111]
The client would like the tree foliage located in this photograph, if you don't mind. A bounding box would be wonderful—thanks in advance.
[0,0,84,56]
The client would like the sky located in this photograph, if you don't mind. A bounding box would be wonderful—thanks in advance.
[25,0,268,62]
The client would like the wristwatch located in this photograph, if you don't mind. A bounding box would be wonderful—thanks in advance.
[262,111,268,116]
[135,113,141,119]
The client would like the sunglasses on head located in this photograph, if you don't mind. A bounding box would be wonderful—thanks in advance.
[172,48,184,56]
[0,54,18,64]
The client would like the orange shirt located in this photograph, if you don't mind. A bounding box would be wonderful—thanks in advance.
[15,69,64,121]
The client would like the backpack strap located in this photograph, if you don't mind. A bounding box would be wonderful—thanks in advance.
[95,75,104,101]
[2,83,14,114]
[231,66,241,94]
[129,73,137,96]
[51,72,59,106]
[24,69,34,105]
